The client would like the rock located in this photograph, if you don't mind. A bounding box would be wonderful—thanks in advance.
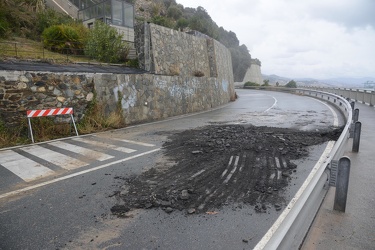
[192,150,203,154]
[110,205,130,214]
[180,190,189,200]
[86,92,94,101]
[37,86,46,92]
[19,75,29,83]
[187,208,196,214]
[145,203,153,209]
[57,96,66,103]
[165,207,173,213]
[282,172,291,178]
[53,88,62,96]
[16,82,27,89]
[275,204,282,211]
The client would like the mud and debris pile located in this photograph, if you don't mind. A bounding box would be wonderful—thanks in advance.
[111,125,342,216]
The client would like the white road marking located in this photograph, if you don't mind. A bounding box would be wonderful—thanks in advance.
[48,141,113,161]
[72,138,136,153]
[0,148,161,200]
[21,145,88,170]
[264,95,278,112]
[94,136,155,147]
[0,150,54,182]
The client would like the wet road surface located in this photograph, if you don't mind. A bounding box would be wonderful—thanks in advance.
[0,89,345,249]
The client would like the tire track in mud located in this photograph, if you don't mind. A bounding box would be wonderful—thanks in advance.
[111,125,342,216]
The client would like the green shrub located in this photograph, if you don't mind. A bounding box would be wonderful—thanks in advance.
[244,81,260,87]
[0,10,11,38]
[285,80,297,88]
[126,59,139,68]
[175,18,189,30]
[84,20,128,63]
[150,15,175,29]
[36,9,73,36]
[167,5,182,20]
[42,24,87,54]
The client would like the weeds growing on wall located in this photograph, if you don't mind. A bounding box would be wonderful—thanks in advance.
[77,91,125,134]
[0,119,29,148]
[0,93,126,148]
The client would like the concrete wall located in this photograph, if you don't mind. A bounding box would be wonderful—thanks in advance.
[240,59,263,85]
[0,71,234,127]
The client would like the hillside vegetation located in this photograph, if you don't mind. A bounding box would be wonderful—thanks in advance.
[0,0,252,81]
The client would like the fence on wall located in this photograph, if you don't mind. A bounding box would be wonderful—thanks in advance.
[0,40,134,64]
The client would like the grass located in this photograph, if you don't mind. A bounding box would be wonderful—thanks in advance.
[0,37,96,63]
[0,94,125,148]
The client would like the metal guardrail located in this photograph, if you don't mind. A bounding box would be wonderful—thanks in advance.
[244,87,353,249]
[305,86,375,106]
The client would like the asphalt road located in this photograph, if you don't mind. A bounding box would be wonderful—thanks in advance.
[0,89,345,250]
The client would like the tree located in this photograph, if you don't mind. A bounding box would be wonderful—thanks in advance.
[285,80,297,88]
[262,79,270,86]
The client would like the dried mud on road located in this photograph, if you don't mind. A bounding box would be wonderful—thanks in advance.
[111,125,342,216]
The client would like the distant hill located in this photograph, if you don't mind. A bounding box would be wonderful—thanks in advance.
[263,74,375,89]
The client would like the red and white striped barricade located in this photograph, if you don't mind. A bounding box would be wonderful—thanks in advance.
[26,107,79,143]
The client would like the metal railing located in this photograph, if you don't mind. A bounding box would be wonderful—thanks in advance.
[0,40,135,64]
[1,40,85,63]
[244,87,353,249]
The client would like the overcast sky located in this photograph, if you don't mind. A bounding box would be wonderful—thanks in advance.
[177,0,375,79]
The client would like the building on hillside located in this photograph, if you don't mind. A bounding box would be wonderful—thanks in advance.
[46,0,135,51]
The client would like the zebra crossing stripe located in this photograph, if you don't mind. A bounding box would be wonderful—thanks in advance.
[94,136,155,147]
[21,145,88,170]
[72,138,136,153]
[48,141,114,161]
[0,150,54,182]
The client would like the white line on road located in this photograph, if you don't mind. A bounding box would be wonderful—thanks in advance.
[264,95,278,112]
[0,148,161,200]
[94,136,155,147]
[72,138,136,153]
[21,145,88,170]
[0,150,54,182]
[48,141,114,161]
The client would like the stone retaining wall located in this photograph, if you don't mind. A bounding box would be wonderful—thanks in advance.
[0,71,234,127]
[135,23,234,84]
[0,72,94,126]
[1,24,235,128]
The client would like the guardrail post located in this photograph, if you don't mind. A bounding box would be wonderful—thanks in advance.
[334,156,351,212]
[352,121,361,152]
[353,109,359,122]
[350,101,355,110]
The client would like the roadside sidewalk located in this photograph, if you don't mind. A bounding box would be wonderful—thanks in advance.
[301,102,375,249]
